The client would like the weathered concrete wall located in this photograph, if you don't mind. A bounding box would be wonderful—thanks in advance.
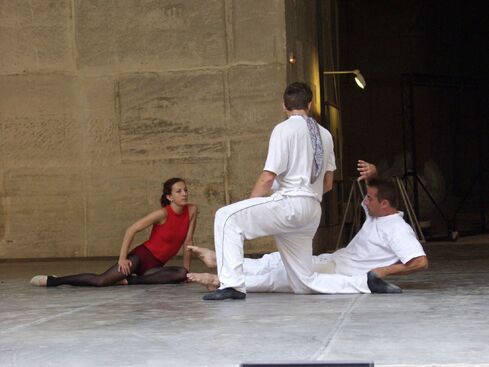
[285,0,320,112]
[0,0,286,259]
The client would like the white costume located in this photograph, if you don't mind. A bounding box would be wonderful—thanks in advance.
[214,115,370,294]
[244,202,426,292]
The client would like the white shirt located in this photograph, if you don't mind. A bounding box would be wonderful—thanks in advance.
[264,115,336,201]
[330,203,426,276]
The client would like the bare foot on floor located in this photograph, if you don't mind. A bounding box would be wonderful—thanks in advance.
[187,273,219,291]
[187,245,217,269]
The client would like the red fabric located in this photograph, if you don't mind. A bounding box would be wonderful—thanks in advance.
[143,205,190,264]
[128,244,163,275]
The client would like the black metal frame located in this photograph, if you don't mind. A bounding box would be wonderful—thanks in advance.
[401,73,487,237]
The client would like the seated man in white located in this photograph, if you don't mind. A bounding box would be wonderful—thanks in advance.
[187,161,428,293]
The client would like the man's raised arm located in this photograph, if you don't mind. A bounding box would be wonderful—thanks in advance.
[357,160,377,182]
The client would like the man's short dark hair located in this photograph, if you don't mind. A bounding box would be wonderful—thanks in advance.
[367,178,399,209]
[283,82,313,111]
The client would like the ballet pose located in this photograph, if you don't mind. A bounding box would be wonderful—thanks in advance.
[30,178,197,287]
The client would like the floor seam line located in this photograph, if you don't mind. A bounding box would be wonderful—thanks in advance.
[311,294,365,360]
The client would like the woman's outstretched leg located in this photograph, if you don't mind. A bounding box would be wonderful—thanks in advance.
[127,266,187,285]
[32,255,141,287]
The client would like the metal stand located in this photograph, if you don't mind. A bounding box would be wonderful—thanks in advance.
[402,171,451,238]
[335,177,425,250]
[453,167,488,234]
[394,176,426,243]
[335,179,365,250]
[400,74,459,221]
[401,73,486,238]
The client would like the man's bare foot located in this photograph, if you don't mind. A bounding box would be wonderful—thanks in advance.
[187,245,217,269]
[187,272,219,291]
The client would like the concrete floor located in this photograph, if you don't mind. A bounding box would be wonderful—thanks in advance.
[1,235,489,367]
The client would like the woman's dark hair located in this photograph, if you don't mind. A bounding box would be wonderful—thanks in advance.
[160,177,185,207]
[283,82,313,111]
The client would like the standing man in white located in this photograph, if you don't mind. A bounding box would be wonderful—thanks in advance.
[203,83,399,300]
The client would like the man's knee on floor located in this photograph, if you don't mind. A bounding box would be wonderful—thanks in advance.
[290,272,316,294]
[289,273,316,294]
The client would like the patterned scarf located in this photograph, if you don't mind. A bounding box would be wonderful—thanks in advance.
[303,116,324,183]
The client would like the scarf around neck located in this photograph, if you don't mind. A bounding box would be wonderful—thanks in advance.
[295,115,324,184]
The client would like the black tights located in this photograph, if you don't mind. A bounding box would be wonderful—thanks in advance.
[46,255,187,287]
[127,266,188,285]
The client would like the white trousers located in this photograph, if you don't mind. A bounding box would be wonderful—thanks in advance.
[243,252,338,292]
[214,193,370,294]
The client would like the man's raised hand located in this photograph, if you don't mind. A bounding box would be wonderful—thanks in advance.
[357,160,377,182]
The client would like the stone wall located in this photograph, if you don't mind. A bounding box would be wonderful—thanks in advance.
[0,0,287,259]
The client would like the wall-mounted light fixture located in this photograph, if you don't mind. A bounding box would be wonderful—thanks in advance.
[288,52,297,64]
[323,69,366,89]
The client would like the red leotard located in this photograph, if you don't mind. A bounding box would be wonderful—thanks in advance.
[143,205,190,264]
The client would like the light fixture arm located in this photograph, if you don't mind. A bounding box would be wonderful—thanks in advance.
[323,69,366,89]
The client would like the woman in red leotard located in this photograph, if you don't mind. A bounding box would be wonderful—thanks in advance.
[30,178,197,287]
